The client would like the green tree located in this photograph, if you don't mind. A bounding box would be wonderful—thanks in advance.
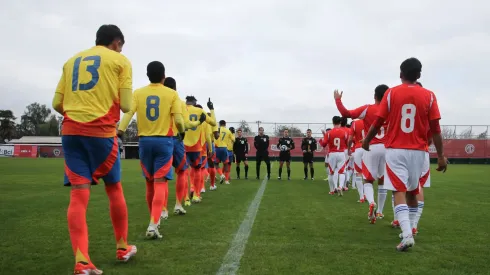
[38,114,61,136]
[237,120,254,136]
[124,119,138,142]
[20,103,52,136]
[0,110,16,143]
[274,125,303,137]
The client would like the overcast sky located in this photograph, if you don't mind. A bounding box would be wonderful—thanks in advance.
[1,0,489,133]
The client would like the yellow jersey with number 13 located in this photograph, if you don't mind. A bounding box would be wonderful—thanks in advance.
[118,84,181,136]
[55,46,132,137]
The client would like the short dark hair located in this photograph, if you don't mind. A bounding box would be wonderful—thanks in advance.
[195,104,203,109]
[416,81,423,87]
[237,128,242,132]
[96,25,124,46]
[259,127,264,131]
[229,127,235,134]
[400,57,422,82]
[340,117,348,127]
[219,120,226,126]
[346,124,351,128]
[332,116,342,125]
[147,61,165,83]
[306,129,312,132]
[374,84,389,101]
[185,96,197,105]
[326,128,332,131]
[163,77,176,90]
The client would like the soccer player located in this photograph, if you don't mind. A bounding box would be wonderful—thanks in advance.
[362,57,446,251]
[184,96,216,201]
[234,128,250,179]
[227,127,236,181]
[348,119,366,202]
[118,61,187,240]
[198,104,214,194]
[334,84,389,223]
[277,129,295,180]
[319,128,331,182]
[215,120,235,184]
[161,77,201,215]
[339,118,350,190]
[325,116,348,196]
[301,129,318,180]
[207,112,220,190]
[53,24,136,274]
[254,127,271,180]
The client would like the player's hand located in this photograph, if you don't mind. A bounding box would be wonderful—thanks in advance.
[334,89,343,100]
[207,97,214,110]
[199,113,207,123]
[321,129,325,135]
[178,132,186,141]
[117,130,124,138]
[436,156,448,173]
[362,139,370,151]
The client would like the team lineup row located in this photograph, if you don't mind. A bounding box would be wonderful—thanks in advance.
[51,24,447,274]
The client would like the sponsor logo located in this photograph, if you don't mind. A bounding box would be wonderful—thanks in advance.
[465,144,475,154]
[53,148,61,156]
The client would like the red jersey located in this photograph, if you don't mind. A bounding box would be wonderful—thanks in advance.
[377,84,441,151]
[335,99,387,145]
[351,119,365,149]
[326,127,348,153]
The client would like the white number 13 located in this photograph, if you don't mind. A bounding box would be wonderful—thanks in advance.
[401,104,416,133]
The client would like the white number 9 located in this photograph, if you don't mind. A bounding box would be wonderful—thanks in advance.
[375,126,385,139]
[333,138,340,150]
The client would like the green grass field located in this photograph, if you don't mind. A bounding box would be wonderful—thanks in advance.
[1,158,489,275]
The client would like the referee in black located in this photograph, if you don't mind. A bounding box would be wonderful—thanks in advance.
[254,127,271,180]
[233,128,249,179]
[301,129,317,180]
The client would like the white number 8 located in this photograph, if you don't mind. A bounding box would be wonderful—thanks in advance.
[401,104,416,133]
[333,138,340,150]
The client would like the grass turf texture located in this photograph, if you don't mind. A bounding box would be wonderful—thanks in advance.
[0,158,489,275]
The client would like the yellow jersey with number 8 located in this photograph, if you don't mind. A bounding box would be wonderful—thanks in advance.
[55,46,132,137]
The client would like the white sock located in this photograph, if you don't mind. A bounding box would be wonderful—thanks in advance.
[377,187,388,214]
[338,174,346,189]
[328,174,334,192]
[409,206,418,229]
[414,201,424,229]
[325,167,329,177]
[333,172,339,189]
[395,204,411,238]
[391,194,395,217]
[364,183,375,204]
[356,175,364,199]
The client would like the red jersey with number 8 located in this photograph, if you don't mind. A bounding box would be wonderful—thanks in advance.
[376,84,441,151]
[327,128,348,153]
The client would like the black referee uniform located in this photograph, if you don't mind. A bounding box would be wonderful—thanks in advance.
[277,136,295,179]
[254,134,270,179]
[233,136,249,179]
[301,136,317,179]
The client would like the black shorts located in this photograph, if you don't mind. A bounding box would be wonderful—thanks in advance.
[256,152,270,162]
[303,152,314,163]
[235,153,248,163]
[279,152,291,162]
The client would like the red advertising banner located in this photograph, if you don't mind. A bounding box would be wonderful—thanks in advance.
[39,146,64,158]
[243,137,490,159]
[13,145,38,158]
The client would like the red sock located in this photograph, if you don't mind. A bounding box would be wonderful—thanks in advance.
[203,168,209,179]
[145,180,154,214]
[200,168,206,190]
[189,169,195,192]
[105,183,128,250]
[176,170,186,203]
[68,188,91,263]
[225,169,230,181]
[163,182,169,210]
[209,168,216,187]
[193,168,201,197]
[151,181,167,225]
[217,167,223,175]
[184,171,189,200]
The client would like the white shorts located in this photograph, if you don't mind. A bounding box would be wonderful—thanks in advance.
[327,152,346,175]
[419,152,431,188]
[324,154,329,163]
[353,148,364,173]
[384,148,426,193]
[362,143,386,181]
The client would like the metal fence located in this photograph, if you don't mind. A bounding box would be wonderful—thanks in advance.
[226,122,490,139]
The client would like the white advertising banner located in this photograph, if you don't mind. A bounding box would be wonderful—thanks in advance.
[0,145,14,157]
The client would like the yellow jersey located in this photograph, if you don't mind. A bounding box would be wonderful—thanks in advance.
[184,105,215,152]
[119,83,181,136]
[200,122,213,156]
[171,100,200,135]
[217,126,235,149]
[55,46,132,137]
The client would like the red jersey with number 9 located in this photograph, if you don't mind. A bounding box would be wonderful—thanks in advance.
[376,84,441,151]
[327,128,348,153]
